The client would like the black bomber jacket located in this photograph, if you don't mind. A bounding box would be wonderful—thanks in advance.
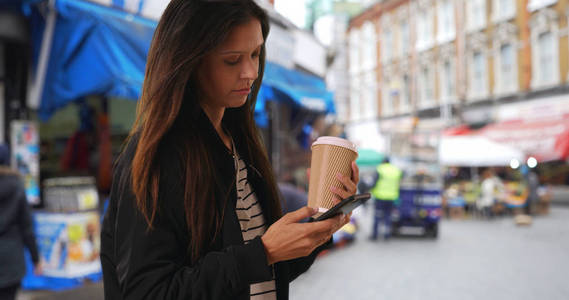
[100,107,331,299]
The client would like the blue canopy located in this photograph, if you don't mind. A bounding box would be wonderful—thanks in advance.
[33,0,155,120]
[256,62,335,127]
[31,0,334,121]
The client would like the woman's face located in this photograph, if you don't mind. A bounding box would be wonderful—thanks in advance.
[197,18,264,111]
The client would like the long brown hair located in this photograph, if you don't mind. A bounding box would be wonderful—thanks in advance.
[127,0,282,262]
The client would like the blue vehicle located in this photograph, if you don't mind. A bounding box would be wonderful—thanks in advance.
[391,164,443,238]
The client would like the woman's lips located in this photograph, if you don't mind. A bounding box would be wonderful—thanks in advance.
[232,88,251,95]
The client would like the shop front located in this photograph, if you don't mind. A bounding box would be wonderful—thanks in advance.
[440,95,569,216]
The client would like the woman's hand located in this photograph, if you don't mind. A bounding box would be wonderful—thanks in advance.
[307,161,360,200]
[329,161,360,221]
[34,260,44,276]
[330,161,360,201]
[261,162,360,265]
[261,207,347,265]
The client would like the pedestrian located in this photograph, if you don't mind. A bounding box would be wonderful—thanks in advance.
[369,157,402,240]
[521,165,539,216]
[0,144,42,300]
[100,1,359,299]
[278,182,308,215]
[478,168,503,218]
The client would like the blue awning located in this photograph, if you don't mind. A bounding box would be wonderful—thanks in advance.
[30,0,335,121]
[255,62,335,127]
[33,0,155,120]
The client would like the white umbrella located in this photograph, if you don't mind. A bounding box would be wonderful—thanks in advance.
[439,136,525,167]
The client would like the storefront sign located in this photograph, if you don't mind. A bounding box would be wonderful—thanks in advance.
[479,115,569,162]
[10,121,40,204]
[34,212,101,278]
[481,96,569,162]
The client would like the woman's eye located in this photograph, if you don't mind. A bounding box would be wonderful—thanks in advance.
[252,52,260,58]
[225,59,239,66]
[224,56,240,65]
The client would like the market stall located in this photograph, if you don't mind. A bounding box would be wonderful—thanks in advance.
[439,136,525,167]
[439,135,527,217]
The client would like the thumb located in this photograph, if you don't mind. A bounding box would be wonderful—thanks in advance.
[284,206,318,223]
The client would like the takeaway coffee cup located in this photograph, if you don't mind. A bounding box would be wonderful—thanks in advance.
[307,136,358,215]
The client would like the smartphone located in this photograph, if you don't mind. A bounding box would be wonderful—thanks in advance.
[310,193,371,222]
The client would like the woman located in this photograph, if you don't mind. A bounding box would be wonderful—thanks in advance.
[100,1,359,299]
[0,144,41,300]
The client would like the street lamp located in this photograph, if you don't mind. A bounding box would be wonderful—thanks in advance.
[510,158,520,169]
[527,157,538,168]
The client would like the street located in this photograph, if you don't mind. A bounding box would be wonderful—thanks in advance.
[18,206,569,300]
[290,206,569,300]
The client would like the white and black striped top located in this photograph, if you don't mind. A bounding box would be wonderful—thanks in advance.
[234,152,277,300]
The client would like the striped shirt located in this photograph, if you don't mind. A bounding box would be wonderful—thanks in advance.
[234,152,277,300]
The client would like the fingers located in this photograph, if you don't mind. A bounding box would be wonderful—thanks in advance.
[283,206,318,223]
[331,172,357,203]
[330,186,352,202]
[302,215,351,255]
[336,172,357,195]
[352,161,360,186]
[311,214,346,235]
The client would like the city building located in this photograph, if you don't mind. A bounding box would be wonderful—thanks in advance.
[346,0,569,167]
[313,0,364,125]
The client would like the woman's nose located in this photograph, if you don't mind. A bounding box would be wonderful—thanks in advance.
[241,59,258,80]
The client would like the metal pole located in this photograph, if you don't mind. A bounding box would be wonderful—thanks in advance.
[0,42,5,143]
[28,0,57,109]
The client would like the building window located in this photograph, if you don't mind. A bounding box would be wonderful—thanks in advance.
[416,10,426,48]
[401,20,409,55]
[500,0,514,16]
[416,7,434,51]
[493,0,515,22]
[362,22,377,70]
[350,77,361,120]
[498,43,517,93]
[444,61,452,97]
[467,0,486,31]
[349,29,360,75]
[437,0,455,44]
[387,78,402,115]
[473,52,486,94]
[440,59,455,101]
[468,50,488,99]
[402,74,411,111]
[363,71,378,119]
[538,31,554,83]
[419,66,434,108]
[382,28,393,63]
[528,0,558,12]
[530,9,560,89]
[382,82,392,116]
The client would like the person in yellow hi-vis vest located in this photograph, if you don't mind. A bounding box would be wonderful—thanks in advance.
[370,157,402,240]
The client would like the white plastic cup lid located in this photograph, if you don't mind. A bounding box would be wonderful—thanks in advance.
[311,136,358,153]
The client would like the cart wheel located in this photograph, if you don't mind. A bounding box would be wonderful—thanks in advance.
[426,223,439,238]
[391,224,399,236]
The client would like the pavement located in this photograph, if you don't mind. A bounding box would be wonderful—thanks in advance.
[290,205,569,300]
[17,281,103,300]
[17,205,569,300]
[551,186,569,206]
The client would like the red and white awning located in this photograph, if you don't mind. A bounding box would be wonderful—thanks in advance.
[478,114,569,162]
